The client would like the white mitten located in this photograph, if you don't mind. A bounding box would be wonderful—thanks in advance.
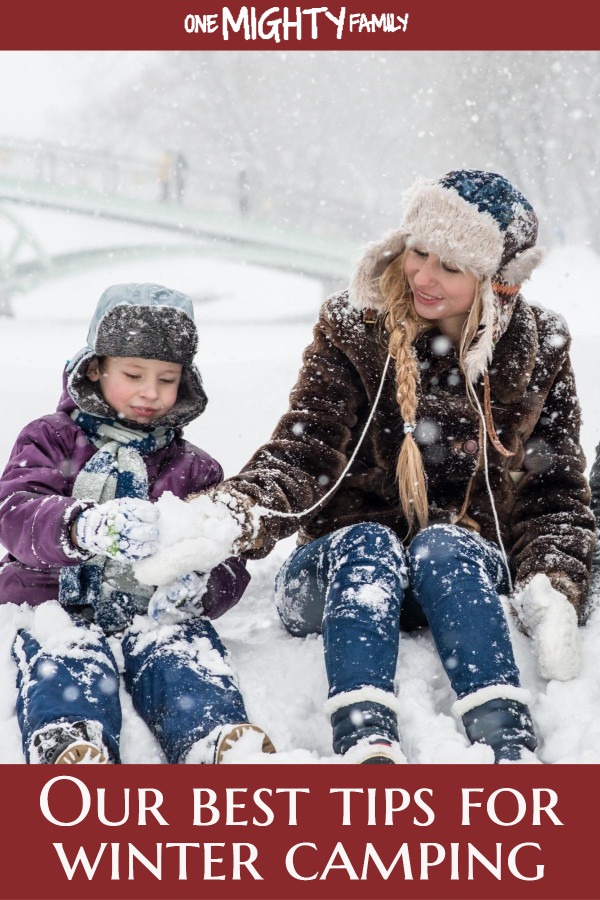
[134,490,256,586]
[148,572,210,622]
[75,498,159,562]
[511,573,581,682]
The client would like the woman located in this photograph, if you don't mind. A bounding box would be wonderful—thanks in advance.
[138,170,596,764]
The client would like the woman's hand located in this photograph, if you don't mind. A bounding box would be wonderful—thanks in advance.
[511,573,581,681]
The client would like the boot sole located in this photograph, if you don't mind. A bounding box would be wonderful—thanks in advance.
[53,741,108,764]
[361,753,397,764]
[215,724,276,763]
[359,744,401,764]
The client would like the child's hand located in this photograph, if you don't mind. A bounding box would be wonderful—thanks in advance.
[148,572,209,622]
[74,498,160,562]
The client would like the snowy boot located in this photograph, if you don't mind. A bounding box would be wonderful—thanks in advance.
[462,698,539,763]
[185,723,276,764]
[214,723,276,763]
[30,720,109,765]
[330,699,405,764]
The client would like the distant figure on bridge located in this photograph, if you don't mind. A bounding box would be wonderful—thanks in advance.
[238,168,250,215]
[0,282,275,766]
[157,149,173,202]
[173,151,188,204]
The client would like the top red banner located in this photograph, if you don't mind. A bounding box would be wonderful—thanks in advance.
[1,1,598,51]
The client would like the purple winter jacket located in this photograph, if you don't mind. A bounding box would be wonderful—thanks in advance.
[0,375,250,618]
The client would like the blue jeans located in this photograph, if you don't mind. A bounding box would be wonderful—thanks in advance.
[275,523,520,705]
[13,615,247,764]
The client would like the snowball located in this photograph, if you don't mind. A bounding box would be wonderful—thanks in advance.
[134,491,242,586]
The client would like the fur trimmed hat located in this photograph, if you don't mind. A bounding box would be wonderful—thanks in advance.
[349,169,545,382]
[66,282,208,429]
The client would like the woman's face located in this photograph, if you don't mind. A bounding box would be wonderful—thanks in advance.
[403,248,478,337]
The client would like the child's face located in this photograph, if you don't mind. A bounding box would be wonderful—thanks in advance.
[87,356,183,424]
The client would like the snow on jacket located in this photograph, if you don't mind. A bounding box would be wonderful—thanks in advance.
[0,374,249,618]
[591,441,600,528]
[222,291,596,621]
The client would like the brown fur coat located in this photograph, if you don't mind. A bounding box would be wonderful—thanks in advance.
[225,291,596,620]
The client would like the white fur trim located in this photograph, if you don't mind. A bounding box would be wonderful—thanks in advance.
[323,687,402,717]
[500,245,545,285]
[402,182,504,277]
[463,276,496,383]
[348,178,539,382]
[452,685,531,718]
[348,229,406,311]
[348,180,508,314]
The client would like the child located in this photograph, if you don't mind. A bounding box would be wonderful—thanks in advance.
[0,282,274,765]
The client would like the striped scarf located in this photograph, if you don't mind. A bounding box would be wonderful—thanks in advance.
[59,411,175,633]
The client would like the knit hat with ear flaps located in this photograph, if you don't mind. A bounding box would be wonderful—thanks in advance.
[349,169,545,382]
[66,282,208,429]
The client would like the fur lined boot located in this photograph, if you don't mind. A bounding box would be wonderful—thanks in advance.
[462,698,539,763]
[330,700,405,764]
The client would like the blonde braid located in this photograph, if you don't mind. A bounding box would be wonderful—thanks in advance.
[380,256,484,535]
[380,256,429,533]
[458,286,483,369]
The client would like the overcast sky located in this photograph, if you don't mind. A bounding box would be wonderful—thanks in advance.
[0,52,151,141]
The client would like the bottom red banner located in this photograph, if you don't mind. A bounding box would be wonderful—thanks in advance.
[4,764,596,900]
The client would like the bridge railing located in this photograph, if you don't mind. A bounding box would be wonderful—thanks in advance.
[0,136,177,206]
[0,135,373,239]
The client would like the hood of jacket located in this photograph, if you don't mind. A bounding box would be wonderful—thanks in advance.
[64,282,208,430]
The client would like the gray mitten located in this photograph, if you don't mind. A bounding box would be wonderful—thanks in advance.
[148,572,209,622]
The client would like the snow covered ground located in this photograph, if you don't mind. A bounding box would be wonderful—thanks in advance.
[0,207,598,764]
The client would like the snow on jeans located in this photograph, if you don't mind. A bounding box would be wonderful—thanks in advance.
[275,522,521,721]
[12,615,247,763]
